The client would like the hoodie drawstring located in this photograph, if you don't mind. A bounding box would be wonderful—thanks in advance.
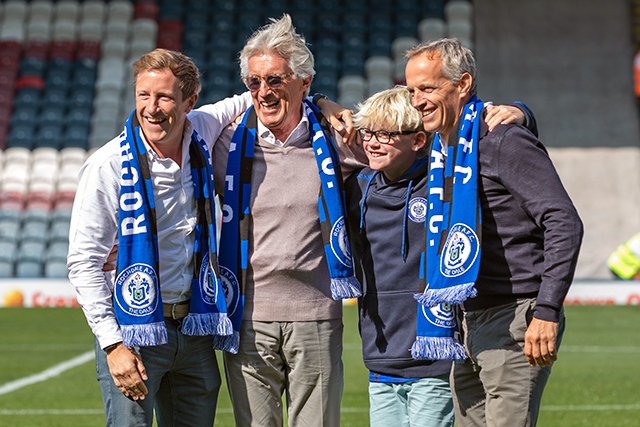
[401,179,414,262]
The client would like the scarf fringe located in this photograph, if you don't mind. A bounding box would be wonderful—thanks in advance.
[411,336,467,361]
[330,276,362,300]
[182,313,234,336]
[213,331,240,354]
[121,322,168,347]
[414,282,477,307]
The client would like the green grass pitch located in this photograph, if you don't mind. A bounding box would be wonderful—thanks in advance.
[0,305,639,426]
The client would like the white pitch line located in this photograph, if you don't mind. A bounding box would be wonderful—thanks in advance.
[560,345,640,353]
[0,351,94,396]
[542,403,640,411]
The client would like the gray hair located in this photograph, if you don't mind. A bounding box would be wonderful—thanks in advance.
[405,38,477,96]
[239,14,315,80]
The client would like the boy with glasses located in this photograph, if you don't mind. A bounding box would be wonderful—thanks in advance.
[345,86,537,427]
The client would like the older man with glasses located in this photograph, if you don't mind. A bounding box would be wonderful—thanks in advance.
[189,14,367,427]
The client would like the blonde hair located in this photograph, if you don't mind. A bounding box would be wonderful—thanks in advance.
[353,86,424,132]
[132,48,201,100]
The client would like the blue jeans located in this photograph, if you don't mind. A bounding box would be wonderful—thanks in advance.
[95,318,221,427]
[369,375,454,427]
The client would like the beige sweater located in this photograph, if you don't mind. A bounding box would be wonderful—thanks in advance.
[213,114,366,322]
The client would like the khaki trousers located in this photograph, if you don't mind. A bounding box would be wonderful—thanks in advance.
[451,298,565,427]
[224,319,344,427]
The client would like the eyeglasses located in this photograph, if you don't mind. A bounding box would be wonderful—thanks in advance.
[358,128,417,144]
[242,73,293,91]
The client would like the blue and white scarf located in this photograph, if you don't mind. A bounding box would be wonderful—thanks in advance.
[216,101,361,353]
[114,111,232,347]
[416,96,483,308]
[411,96,484,361]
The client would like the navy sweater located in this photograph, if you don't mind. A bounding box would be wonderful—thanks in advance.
[345,108,580,378]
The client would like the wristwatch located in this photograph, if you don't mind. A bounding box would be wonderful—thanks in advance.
[312,93,329,105]
[103,342,121,353]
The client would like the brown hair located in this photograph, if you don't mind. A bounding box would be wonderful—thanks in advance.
[132,48,201,100]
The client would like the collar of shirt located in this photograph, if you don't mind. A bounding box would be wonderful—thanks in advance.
[256,106,310,147]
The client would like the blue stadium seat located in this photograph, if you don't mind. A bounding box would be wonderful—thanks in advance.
[38,106,65,127]
[10,106,38,128]
[42,88,68,110]
[0,261,14,277]
[13,88,41,110]
[48,219,71,244]
[6,124,35,149]
[35,125,63,149]
[46,241,69,262]
[44,260,69,278]
[0,240,18,263]
[16,260,43,278]
[20,220,48,244]
[63,125,90,150]
[19,57,47,78]
[66,107,92,128]
[395,14,418,38]
[68,88,94,109]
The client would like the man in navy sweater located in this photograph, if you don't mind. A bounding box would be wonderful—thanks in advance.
[404,38,583,427]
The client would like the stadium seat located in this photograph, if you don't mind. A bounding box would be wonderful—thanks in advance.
[48,219,71,244]
[13,89,42,113]
[418,18,447,42]
[55,1,80,22]
[21,220,49,244]
[108,0,134,23]
[29,0,54,21]
[0,261,14,277]
[3,0,28,22]
[15,260,43,277]
[448,19,473,41]
[34,124,63,149]
[367,76,394,97]
[45,259,69,278]
[81,0,106,23]
[26,20,51,41]
[445,0,473,22]
[0,21,26,43]
[0,218,21,243]
[52,20,77,42]
[78,20,103,42]
[0,240,18,263]
[392,37,420,59]
[365,56,394,80]
[6,124,35,149]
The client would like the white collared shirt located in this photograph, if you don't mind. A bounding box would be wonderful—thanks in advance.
[256,107,310,147]
[68,92,251,348]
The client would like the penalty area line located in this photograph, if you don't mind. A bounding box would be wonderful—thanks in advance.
[0,351,94,396]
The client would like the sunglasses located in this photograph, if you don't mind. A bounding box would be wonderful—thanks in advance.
[242,73,293,91]
[358,128,417,144]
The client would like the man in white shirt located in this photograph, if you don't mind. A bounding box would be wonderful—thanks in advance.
[67,49,251,427]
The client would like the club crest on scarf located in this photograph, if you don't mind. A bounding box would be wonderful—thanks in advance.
[408,197,428,223]
[198,252,218,305]
[219,266,241,316]
[441,223,480,277]
[422,302,456,330]
[330,216,353,268]
[115,263,159,316]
